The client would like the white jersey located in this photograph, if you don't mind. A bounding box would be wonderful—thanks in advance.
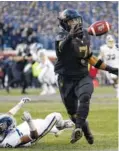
[38,58,56,84]
[0,113,64,148]
[99,44,119,68]
[99,44,119,83]
[29,43,43,61]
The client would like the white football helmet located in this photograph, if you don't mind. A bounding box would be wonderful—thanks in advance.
[106,35,115,48]
[30,43,43,54]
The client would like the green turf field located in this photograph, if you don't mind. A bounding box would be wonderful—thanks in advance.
[0,86,117,96]
[0,87,118,151]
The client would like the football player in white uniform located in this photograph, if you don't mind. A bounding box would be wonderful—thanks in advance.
[37,50,57,95]
[23,43,43,73]
[98,35,119,97]
[0,98,74,148]
[29,43,43,61]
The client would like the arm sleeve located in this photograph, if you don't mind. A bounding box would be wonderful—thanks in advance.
[58,34,72,51]
[88,55,106,70]
[8,101,25,116]
[55,30,71,53]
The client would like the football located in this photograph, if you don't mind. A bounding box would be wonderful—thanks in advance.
[88,21,111,36]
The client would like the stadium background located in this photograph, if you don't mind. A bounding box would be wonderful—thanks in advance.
[0,1,118,151]
[0,1,118,51]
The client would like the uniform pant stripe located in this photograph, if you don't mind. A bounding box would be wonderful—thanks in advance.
[38,116,56,140]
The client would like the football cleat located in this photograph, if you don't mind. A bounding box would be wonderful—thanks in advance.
[70,128,83,144]
[84,133,94,144]
[82,121,94,144]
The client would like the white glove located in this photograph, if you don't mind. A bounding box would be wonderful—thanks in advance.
[22,111,32,122]
[20,97,31,104]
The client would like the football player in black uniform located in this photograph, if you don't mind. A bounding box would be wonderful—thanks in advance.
[55,9,118,144]
[6,44,31,94]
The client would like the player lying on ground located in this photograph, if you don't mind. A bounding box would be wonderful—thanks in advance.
[0,98,74,148]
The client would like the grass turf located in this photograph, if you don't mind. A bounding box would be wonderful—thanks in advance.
[0,86,117,96]
[0,86,118,151]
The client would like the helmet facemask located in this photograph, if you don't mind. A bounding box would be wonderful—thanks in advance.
[67,17,82,29]
[106,35,115,48]
[0,122,7,134]
[107,40,115,48]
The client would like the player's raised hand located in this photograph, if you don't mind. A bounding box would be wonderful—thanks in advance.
[69,24,83,38]
[22,111,32,122]
[20,97,31,104]
[8,98,31,116]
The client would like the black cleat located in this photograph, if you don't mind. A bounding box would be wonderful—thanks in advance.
[84,133,94,144]
[82,121,94,144]
[70,128,83,144]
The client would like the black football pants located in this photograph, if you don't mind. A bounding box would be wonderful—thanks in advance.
[58,75,94,128]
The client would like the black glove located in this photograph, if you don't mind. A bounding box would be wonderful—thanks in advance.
[69,24,83,38]
[60,24,83,50]
[105,65,118,76]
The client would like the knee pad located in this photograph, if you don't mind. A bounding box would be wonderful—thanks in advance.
[79,94,90,104]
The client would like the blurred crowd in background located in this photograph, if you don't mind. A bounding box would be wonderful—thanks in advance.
[0,1,118,51]
[0,1,118,92]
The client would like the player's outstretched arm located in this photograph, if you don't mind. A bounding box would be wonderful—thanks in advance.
[8,97,31,116]
[88,55,118,75]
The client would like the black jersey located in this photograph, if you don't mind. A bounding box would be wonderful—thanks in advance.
[55,27,91,79]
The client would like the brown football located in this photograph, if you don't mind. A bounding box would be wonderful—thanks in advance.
[88,21,111,36]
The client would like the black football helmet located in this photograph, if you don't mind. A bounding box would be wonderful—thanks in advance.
[58,9,83,31]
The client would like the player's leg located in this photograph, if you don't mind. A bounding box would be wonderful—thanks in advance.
[58,75,77,121]
[106,72,118,98]
[81,120,94,144]
[32,112,58,140]
[48,85,56,94]
[21,73,28,94]
[71,75,94,144]
[44,72,56,95]
[45,112,74,132]
[6,68,22,93]
[105,71,114,84]
[110,74,118,98]
[38,74,48,95]
[32,112,72,140]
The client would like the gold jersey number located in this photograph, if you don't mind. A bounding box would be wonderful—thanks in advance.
[79,45,88,58]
